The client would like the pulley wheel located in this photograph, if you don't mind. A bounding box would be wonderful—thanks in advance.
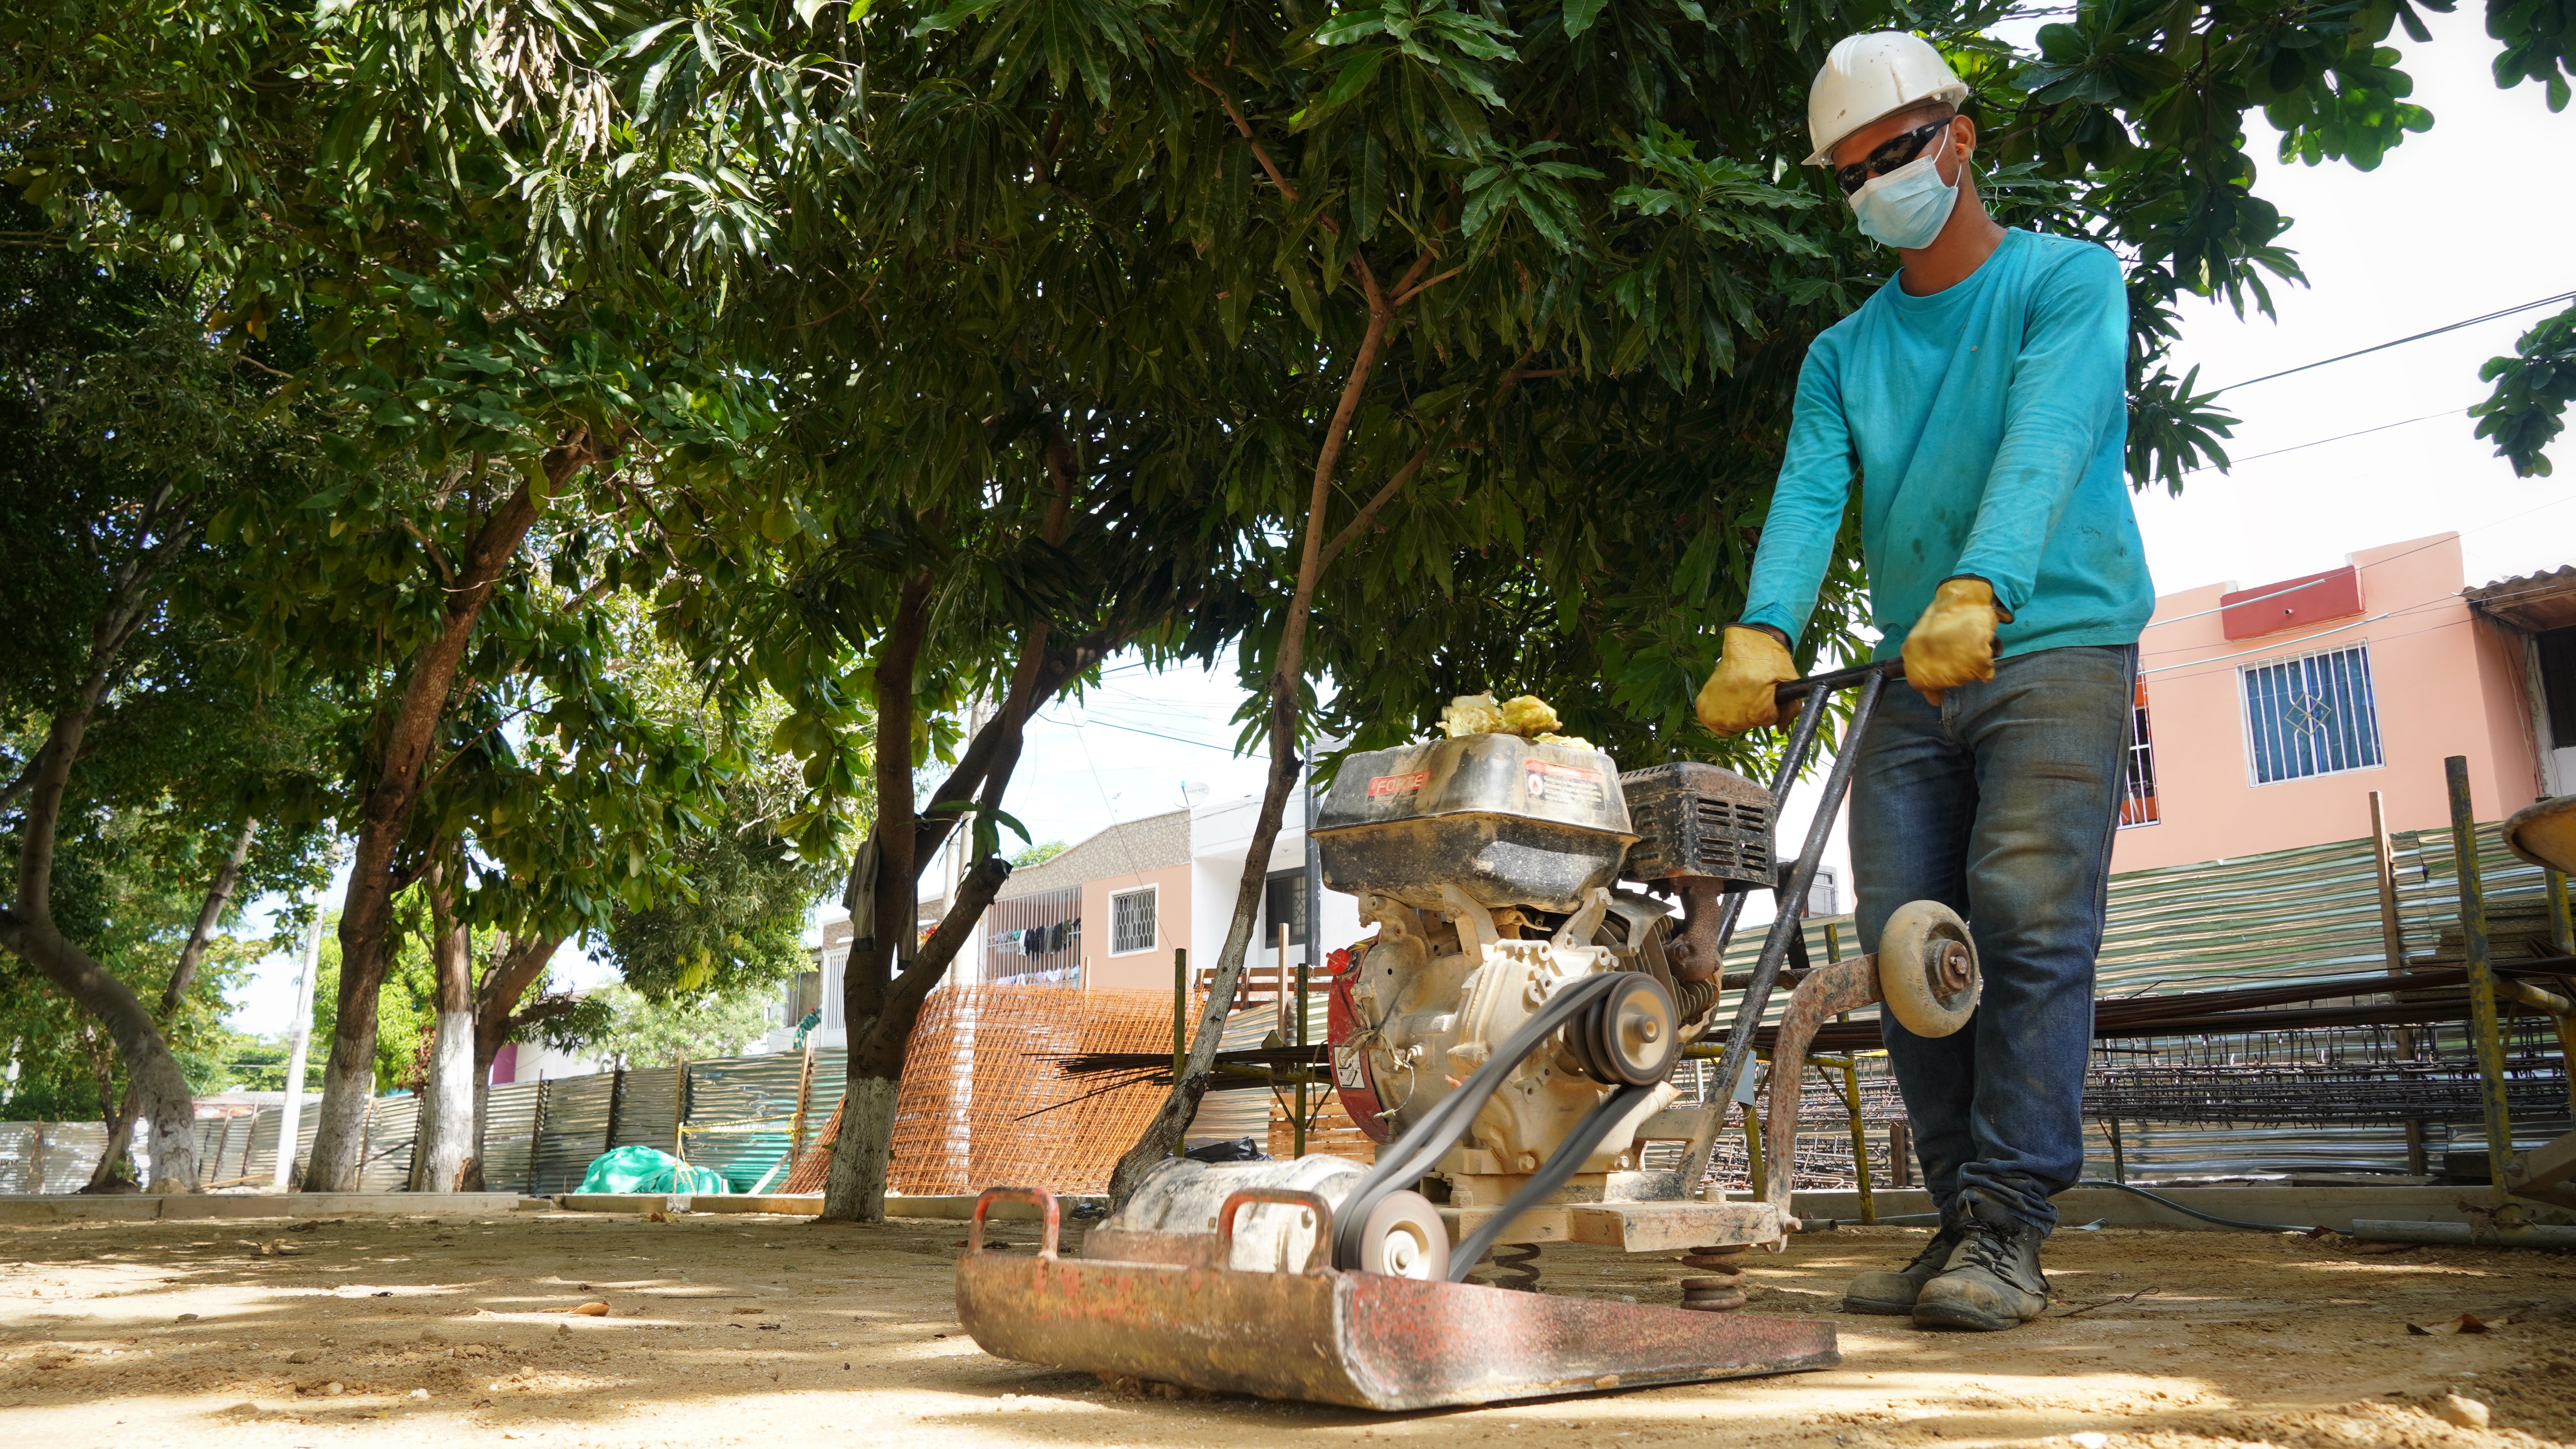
[1354,1189,1450,1280]
[1574,972,1680,1087]
[1878,899,1980,1038]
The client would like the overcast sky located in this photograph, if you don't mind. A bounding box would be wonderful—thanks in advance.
[223,14,2573,1029]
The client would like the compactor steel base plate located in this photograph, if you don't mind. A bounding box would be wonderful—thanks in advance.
[955,1189,1837,1411]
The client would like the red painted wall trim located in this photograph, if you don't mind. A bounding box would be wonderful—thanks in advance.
[2220,565,2363,641]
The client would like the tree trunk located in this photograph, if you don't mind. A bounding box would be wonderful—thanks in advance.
[306,437,602,1191]
[818,456,1092,1223]
[76,815,266,1194]
[85,1086,140,1192]
[413,858,476,1193]
[0,491,204,1192]
[464,932,564,1194]
[822,570,933,1222]
[80,1030,138,1193]
[0,915,207,1192]
[821,1075,901,1216]
[819,619,1081,1221]
[1108,255,1411,1203]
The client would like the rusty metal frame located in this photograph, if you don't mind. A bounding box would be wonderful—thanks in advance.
[956,1187,1839,1410]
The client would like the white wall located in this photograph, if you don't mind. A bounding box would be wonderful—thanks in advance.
[1188,796,1366,972]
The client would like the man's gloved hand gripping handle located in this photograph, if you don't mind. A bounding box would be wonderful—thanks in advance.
[1696,624,1801,736]
[1900,576,2005,706]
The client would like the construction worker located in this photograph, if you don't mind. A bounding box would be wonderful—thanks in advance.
[1694,31,2152,1331]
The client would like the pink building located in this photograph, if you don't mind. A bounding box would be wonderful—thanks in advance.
[2111,534,2572,872]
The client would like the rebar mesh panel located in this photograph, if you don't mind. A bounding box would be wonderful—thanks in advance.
[2084,1019,2568,1126]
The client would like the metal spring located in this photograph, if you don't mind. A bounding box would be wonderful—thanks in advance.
[1678,1244,1747,1313]
[1473,1242,1543,1292]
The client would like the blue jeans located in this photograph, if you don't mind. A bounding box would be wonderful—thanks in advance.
[1848,644,2136,1234]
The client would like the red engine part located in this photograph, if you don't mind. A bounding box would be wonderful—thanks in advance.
[1324,942,1392,1143]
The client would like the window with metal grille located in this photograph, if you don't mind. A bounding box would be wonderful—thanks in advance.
[2242,644,2384,785]
[1262,868,1309,946]
[1109,885,1158,955]
[2120,677,2160,827]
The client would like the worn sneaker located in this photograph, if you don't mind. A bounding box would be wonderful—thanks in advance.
[1840,1225,1963,1316]
[1912,1199,2048,1331]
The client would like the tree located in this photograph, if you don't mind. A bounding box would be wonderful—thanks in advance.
[6,0,771,1191]
[0,206,340,1190]
[556,0,1302,1220]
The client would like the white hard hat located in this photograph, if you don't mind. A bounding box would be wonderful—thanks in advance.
[1804,32,1970,167]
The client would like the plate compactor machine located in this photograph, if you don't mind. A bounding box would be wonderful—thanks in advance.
[956,664,1982,1410]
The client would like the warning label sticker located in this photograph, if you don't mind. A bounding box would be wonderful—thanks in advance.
[1334,1043,1370,1089]
[1367,771,1430,797]
[1523,758,1604,806]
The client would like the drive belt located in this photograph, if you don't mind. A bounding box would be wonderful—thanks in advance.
[1328,971,1631,1273]
[1446,1080,1657,1279]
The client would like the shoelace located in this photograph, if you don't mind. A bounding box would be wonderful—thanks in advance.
[1953,1220,2032,1284]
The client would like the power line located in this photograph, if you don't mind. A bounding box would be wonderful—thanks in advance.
[2178,403,2474,478]
[2206,290,2576,397]
[1039,709,1267,758]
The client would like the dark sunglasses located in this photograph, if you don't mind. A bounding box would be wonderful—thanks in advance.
[1834,119,1954,196]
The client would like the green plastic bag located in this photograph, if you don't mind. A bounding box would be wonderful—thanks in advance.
[575,1144,732,1196]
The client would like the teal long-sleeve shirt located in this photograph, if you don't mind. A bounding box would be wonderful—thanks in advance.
[1738,227,2154,661]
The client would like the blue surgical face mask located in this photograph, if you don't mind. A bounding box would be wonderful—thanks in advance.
[1849,151,1961,250]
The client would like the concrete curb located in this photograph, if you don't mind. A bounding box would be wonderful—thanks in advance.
[554,1193,826,1216]
[0,1192,537,1223]
[542,1184,2549,1233]
[550,1192,1108,1222]
[1789,1184,2574,1232]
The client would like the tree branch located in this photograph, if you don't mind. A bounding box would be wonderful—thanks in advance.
[397,515,457,586]
[1315,349,1550,572]
[161,816,258,1016]
[1318,441,1436,573]
[908,434,1082,872]
[1393,263,1467,308]
[863,851,1013,1071]
[1189,70,1305,212]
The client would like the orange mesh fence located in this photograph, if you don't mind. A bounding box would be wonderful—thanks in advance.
[780,984,1192,1197]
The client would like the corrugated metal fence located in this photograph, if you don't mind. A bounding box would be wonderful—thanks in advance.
[0,1049,853,1197]
[3,822,2563,1194]
[1710,820,2570,1182]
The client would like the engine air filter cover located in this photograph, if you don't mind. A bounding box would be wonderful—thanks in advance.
[1619,762,1774,886]
[1315,734,1635,912]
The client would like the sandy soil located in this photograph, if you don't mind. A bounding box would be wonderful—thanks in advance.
[2,1209,2571,1449]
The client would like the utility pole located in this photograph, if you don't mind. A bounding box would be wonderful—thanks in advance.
[273,899,326,1190]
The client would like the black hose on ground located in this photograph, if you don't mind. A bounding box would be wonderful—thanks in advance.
[2073,1179,2319,1233]
[1838,1180,2320,1234]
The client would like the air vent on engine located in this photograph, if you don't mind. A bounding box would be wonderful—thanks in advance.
[1618,762,1774,887]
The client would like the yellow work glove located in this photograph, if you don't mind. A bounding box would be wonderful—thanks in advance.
[1902,577,2002,705]
[1695,625,1800,736]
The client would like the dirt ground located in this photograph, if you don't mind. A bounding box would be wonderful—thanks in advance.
[3,1209,2572,1449]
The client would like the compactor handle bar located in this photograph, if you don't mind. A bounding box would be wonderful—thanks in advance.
[1216,1187,1337,1276]
[970,1185,1064,1258]
[1772,656,1906,707]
